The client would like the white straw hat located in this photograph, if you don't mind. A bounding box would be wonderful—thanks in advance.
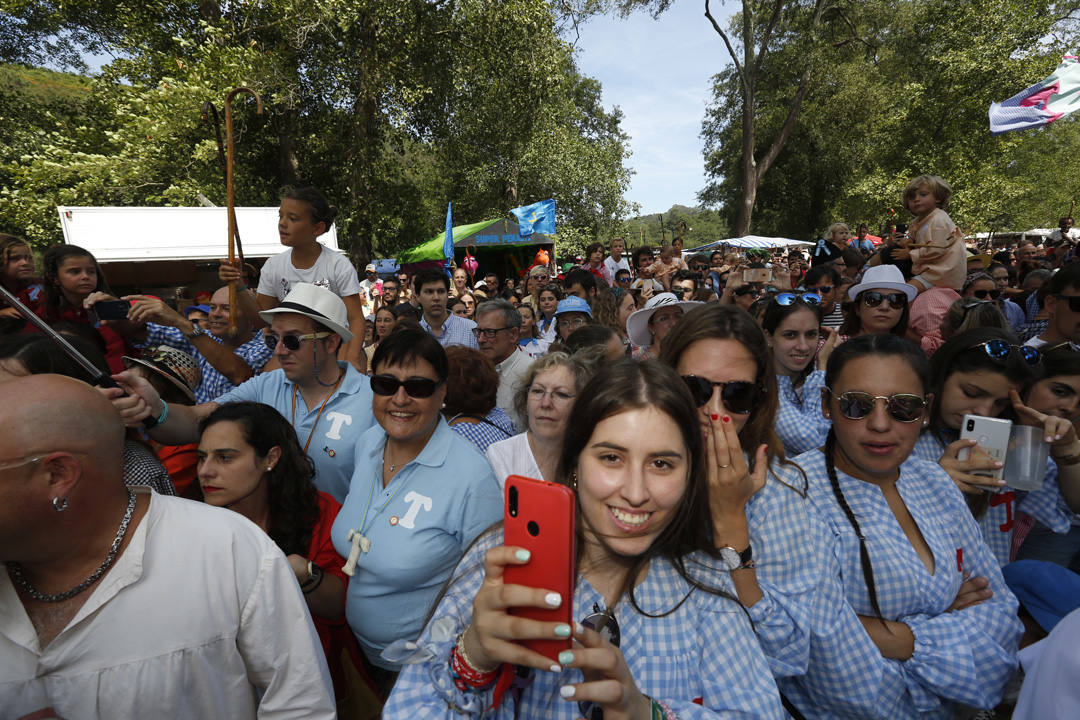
[847,264,918,302]
[259,283,354,341]
[625,292,702,347]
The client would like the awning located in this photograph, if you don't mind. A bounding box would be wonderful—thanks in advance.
[397,217,553,264]
[686,235,815,253]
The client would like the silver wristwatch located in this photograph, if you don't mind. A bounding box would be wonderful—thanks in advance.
[184,323,207,340]
[718,544,754,571]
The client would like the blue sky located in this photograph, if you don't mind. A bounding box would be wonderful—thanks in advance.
[573,2,735,216]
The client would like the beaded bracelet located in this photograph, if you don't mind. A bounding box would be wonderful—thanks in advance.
[649,696,678,720]
[449,632,499,692]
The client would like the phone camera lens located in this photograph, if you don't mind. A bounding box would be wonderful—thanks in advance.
[527,521,540,537]
[508,486,518,517]
[967,419,975,431]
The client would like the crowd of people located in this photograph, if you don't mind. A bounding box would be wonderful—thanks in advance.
[2,175,1079,718]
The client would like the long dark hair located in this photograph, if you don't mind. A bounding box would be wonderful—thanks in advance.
[199,402,320,557]
[556,358,737,615]
[822,333,931,622]
[42,244,110,320]
[761,298,823,385]
[839,290,910,336]
[658,303,805,494]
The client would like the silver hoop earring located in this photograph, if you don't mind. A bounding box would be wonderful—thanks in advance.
[52,497,69,512]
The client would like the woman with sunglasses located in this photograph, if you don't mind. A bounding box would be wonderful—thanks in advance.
[383,359,783,718]
[763,292,838,456]
[786,333,1022,716]
[910,328,1079,567]
[961,272,1002,303]
[486,352,591,488]
[838,265,916,340]
[658,303,831,688]
[330,328,502,693]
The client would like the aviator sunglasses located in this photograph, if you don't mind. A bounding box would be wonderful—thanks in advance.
[826,389,927,423]
[263,331,332,351]
[370,374,442,398]
[971,339,1041,366]
[859,291,907,309]
[681,375,762,415]
[775,292,821,306]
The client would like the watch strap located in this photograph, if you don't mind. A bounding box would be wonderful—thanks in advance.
[184,324,206,340]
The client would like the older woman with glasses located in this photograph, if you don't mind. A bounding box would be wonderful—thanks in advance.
[330,327,502,694]
[486,352,591,488]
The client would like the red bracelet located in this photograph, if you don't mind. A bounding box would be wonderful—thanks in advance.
[449,644,498,692]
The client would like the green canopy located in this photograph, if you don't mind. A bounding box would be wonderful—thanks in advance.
[397,217,553,264]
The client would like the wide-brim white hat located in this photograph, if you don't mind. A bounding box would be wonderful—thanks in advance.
[847,264,918,302]
[259,282,355,341]
[626,292,702,346]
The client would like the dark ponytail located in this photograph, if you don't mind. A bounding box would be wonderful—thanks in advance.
[823,428,887,623]
[280,185,338,230]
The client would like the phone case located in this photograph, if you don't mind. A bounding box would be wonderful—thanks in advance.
[503,475,576,662]
[958,414,1012,483]
[94,300,130,320]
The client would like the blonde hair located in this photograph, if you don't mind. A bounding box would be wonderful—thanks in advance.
[903,174,952,212]
[825,222,850,243]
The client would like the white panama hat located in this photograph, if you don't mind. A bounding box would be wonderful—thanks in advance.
[625,292,702,347]
[847,264,918,302]
[258,282,354,341]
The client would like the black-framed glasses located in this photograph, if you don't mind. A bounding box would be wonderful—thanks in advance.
[680,375,762,415]
[775,292,821,306]
[578,605,620,720]
[806,285,833,295]
[734,285,761,298]
[971,288,1002,300]
[370,374,442,398]
[826,389,927,422]
[972,339,1041,366]
[1056,294,1080,312]
[471,326,513,339]
[263,331,332,351]
[860,291,907,309]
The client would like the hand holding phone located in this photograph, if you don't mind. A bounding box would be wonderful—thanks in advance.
[93,299,131,321]
[953,414,1010,491]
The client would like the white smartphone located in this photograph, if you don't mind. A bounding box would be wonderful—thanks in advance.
[958,414,1011,487]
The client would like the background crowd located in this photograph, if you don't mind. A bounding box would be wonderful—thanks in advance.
[2,176,1080,718]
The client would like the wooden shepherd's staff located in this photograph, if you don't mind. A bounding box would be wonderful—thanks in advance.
[224,87,263,336]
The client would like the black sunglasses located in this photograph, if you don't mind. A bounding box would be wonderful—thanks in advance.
[775,292,821,306]
[578,605,620,720]
[734,285,761,297]
[370,374,442,398]
[806,285,833,295]
[860,291,907,309]
[972,339,1041,366]
[971,288,1002,300]
[1056,294,1080,312]
[263,331,331,351]
[826,388,926,422]
[681,375,761,415]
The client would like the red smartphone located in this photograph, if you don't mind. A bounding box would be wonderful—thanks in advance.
[503,475,576,662]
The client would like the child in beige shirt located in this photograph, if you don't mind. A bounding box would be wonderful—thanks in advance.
[904,174,966,292]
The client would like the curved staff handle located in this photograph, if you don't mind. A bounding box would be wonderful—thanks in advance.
[203,101,248,280]
[224,87,263,336]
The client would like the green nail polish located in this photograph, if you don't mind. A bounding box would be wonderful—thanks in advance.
[558,650,575,665]
[515,549,531,562]
[554,624,571,637]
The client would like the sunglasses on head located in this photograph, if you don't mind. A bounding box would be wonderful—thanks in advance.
[860,291,907,309]
[826,388,927,422]
[1056,294,1080,312]
[681,375,761,415]
[775,292,821,306]
[971,288,1002,300]
[971,339,1041,366]
[263,331,332,351]
[370,374,442,398]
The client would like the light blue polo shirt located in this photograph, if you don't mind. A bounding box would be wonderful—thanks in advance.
[214,362,375,501]
[331,418,502,669]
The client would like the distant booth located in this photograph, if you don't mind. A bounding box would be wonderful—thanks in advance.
[56,205,342,303]
[397,217,554,286]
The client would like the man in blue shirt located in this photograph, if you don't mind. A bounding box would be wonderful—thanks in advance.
[108,284,375,501]
[120,286,272,403]
[415,268,478,348]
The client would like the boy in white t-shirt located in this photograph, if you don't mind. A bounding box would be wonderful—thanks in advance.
[220,186,366,370]
[601,236,631,286]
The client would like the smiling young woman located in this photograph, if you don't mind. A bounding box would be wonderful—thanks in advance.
[382,359,783,718]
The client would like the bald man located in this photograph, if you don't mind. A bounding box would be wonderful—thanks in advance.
[1,375,334,718]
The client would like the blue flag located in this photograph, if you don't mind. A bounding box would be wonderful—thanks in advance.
[443,202,454,274]
[511,199,556,237]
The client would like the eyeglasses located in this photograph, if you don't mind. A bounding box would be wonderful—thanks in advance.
[0,455,46,472]
[558,317,588,329]
[578,606,620,720]
[734,286,761,298]
[680,375,762,415]
[971,288,1002,300]
[826,389,927,422]
[370,374,442,398]
[690,264,708,272]
[615,275,631,284]
[527,385,576,404]
[263,331,332,351]
[1056,294,1080,312]
[860,291,907,309]
[806,285,833,295]
[775,292,821,306]
[971,339,1041,366]
[471,326,513,339]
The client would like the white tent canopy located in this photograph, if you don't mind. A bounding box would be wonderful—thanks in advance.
[686,235,815,253]
[57,206,340,262]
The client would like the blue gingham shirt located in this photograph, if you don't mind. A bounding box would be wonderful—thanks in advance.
[136,324,273,403]
[785,448,1022,718]
[1017,459,1078,532]
[448,407,515,454]
[774,371,832,457]
[1001,299,1026,333]
[913,432,1016,566]
[382,529,784,718]
[420,312,478,349]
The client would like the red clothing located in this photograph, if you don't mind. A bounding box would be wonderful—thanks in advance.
[31,302,135,374]
[154,442,200,499]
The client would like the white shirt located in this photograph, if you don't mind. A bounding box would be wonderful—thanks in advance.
[1013,607,1080,719]
[0,491,335,719]
[1024,335,1080,351]
[256,243,362,301]
[602,255,630,286]
[485,431,544,490]
[495,347,532,431]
